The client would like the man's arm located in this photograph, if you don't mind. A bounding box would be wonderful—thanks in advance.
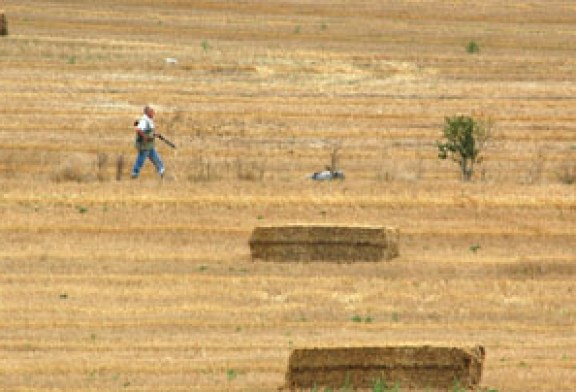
[135,127,154,141]
[134,120,154,141]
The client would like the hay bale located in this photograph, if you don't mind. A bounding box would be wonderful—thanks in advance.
[0,12,7,36]
[285,346,485,391]
[249,225,399,262]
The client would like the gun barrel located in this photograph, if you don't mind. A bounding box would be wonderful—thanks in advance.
[156,133,176,149]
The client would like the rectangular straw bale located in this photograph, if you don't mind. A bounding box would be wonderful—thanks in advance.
[285,346,485,391]
[249,225,399,262]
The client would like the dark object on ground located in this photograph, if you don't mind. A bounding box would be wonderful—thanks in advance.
[116,154,124,181]
[0,12,8,36]
[309,169,345,180]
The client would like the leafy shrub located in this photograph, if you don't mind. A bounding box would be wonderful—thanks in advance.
[437,115,492,181]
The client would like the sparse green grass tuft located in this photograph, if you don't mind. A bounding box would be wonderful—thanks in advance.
[201,39,210,52]
[351,314,373,323]
[372,379,401,392]
[226,369,237,381]
[466,40,480,54]
[452,379,467,392]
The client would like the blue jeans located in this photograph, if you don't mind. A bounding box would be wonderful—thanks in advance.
[131,148,164,178]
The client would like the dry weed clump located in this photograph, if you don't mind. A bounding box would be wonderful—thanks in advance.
[185,157,267,182]
[525,146,545,184]
[498,260,576,279]
[187,156,223,182]
[235,158,266,181]
[52,152,117,182]
[0,151,21,178]
[0,150,49,179]
[115,154,124,181]
[556,162,576,185]
[96,152,109,181]
[51,153,97,183]
[0,12,7,36]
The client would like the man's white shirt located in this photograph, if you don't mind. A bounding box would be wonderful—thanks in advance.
[138,114,154,132]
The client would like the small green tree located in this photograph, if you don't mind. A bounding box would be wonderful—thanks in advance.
[437,115,491,181]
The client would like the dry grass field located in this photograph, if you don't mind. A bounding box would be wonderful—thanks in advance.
[1,1,575,391]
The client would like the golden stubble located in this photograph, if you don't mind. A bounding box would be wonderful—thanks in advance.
[1,0,575,391]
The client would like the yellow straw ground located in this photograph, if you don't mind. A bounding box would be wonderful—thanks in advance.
[1,1,575,391]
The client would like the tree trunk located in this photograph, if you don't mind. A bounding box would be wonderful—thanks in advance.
[461,158,473,181]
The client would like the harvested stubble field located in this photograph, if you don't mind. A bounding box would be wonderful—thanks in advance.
[0,1,575,391]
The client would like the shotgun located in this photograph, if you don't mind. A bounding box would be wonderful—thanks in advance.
[155,133,176,149]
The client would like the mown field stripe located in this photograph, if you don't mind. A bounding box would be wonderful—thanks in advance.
[0,224,573,236]
[2,193,575,209]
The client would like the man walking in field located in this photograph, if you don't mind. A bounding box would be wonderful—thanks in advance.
[131,105,165,179]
